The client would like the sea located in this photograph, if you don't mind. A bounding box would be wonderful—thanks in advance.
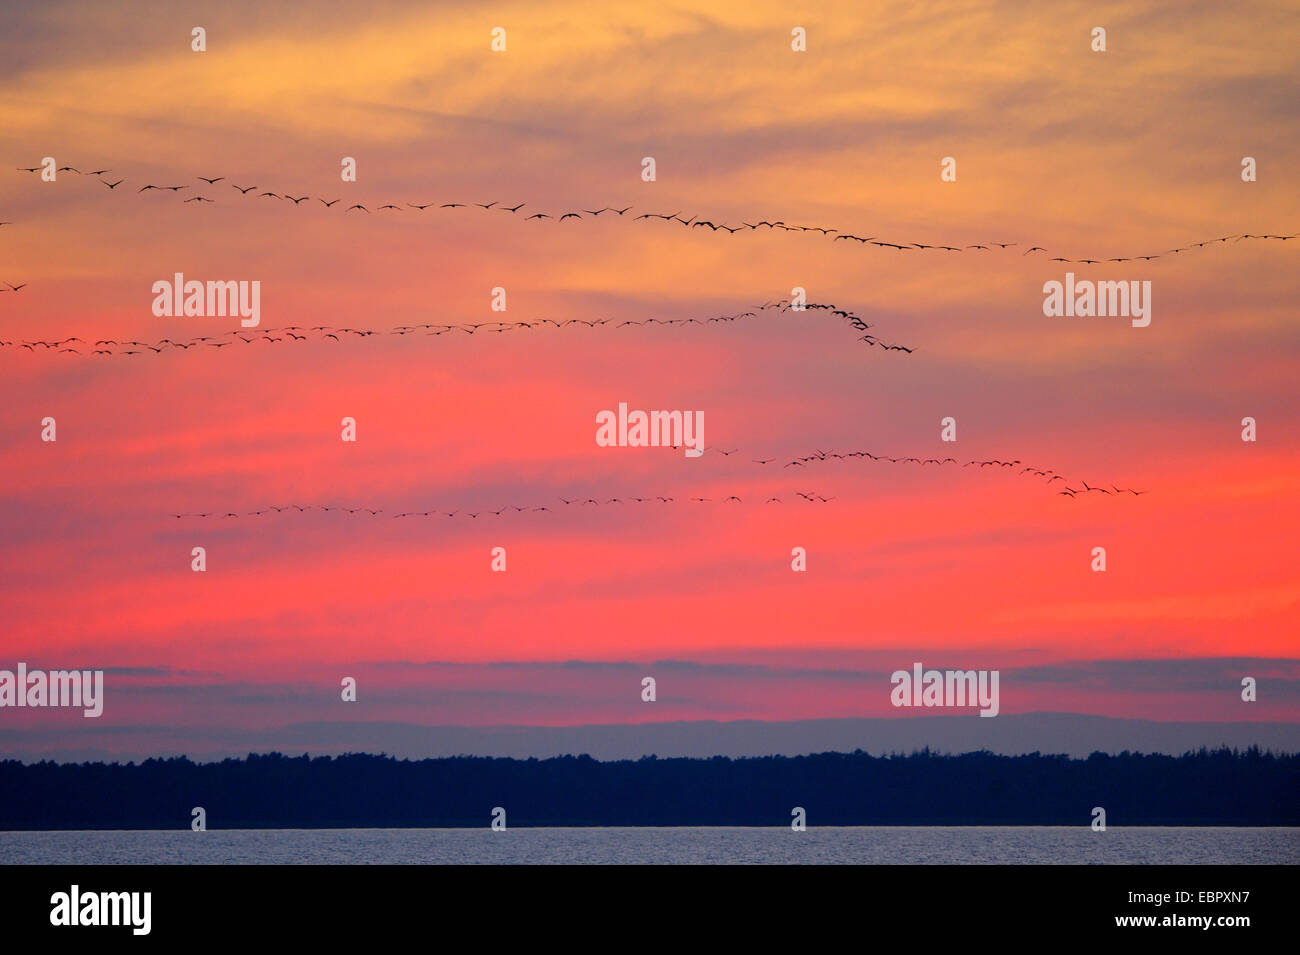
[1,826,1295,864]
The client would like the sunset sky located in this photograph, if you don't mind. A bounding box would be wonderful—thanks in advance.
[1,0,1297,760]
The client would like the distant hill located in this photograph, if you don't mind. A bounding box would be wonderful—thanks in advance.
[4,712,1296,763]
[1,747,1296,829]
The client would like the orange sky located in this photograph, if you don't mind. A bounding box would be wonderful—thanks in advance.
[1,0,1297,758]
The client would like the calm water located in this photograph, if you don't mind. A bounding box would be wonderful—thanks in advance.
[1,827,1295,864]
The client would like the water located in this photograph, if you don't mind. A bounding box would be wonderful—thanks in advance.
[1,827,1294,864]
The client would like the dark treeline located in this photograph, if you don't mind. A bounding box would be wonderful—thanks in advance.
[1,748,1296,829]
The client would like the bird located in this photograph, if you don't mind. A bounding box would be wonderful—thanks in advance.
[347,204,369,213]
[198,176,224,184]
[232,184,257,194]
[101,179,125,189]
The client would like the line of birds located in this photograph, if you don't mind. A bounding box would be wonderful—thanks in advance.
[169,446,1143,517]
[170,493,839,519]
[0,300,914,356]
[685,445,1145,499]
[13,165,1297,264]
[12,165,1148,504]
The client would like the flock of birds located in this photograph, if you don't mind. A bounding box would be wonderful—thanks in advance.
[170,492,840,520]
[768,448,1144,498]
[683,445,1144,499]
[168,444,1144,515]
[11,163,1299,264]
[0,300,915,356]
[7,162,1152,509]
[169,469,1143,520]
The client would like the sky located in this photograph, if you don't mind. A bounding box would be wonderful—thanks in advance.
[0,0,1297,760]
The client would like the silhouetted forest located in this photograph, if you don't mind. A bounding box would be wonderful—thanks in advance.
[1,747,1295,829]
